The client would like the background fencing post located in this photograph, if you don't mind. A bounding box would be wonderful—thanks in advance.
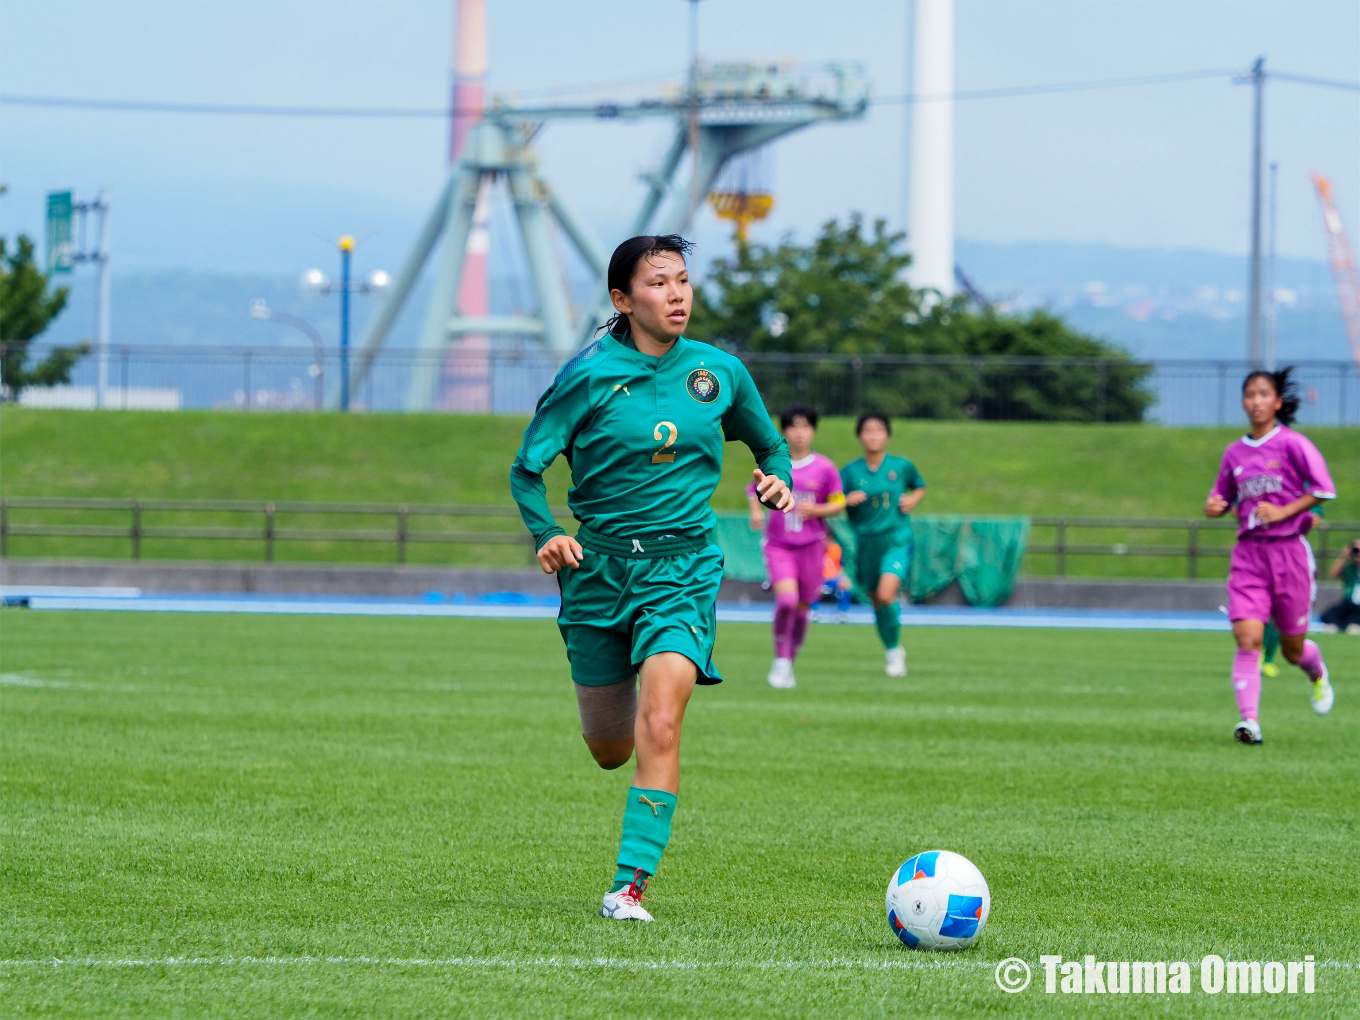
[1187,521,1199,579]
[1055,519,1067,577]
[264,503,275,562]
[397,507,408,564]
[131,502,142,559]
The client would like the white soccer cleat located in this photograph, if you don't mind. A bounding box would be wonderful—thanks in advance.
[1310,664,1334,715]
[885,646,907,677]
[767,657,796,689]
[601,872,653,921]
[1233,718,1263,744]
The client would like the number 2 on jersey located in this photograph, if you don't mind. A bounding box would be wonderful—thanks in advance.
[651,421,678,464]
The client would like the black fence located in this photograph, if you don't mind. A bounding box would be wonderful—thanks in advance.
[4,498,1357,582]
[5,344,1358,426]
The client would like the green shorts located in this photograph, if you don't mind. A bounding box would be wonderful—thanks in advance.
[556,526,725,687]
[852,528,913,593]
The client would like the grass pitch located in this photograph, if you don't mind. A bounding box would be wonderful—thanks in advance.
[2,610,1357,1018]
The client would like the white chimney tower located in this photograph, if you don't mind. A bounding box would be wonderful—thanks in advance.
[908,0,954,295]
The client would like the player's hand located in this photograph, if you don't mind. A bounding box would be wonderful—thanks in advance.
[846,490,868,507]
[1204,494,1229,518]
[748,508,765,532]
[1254,502,1287,525]
[537,534,584,573]
[898,493,912,513]
[753,469,794,513]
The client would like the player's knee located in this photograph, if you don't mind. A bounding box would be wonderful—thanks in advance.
[584,736,633,770]
[638,705,681,750]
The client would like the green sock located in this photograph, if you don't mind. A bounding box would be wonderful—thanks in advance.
[874,603,901,650]
[1263,624,1280,663]
[611,786,677,890]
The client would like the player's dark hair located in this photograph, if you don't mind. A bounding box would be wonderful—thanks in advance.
[780,405,818,430]
[855,412,891,436]
[1242,366,1300,426]
[600,234,694,338]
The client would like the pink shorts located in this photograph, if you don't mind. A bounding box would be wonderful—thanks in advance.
[1228,537,1318,635]
[764,541,825,605]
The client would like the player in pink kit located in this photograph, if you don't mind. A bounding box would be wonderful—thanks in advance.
[1205,368,1337,744]
[748,406,845,689]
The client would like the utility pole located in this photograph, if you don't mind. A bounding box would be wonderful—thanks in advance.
[687,0,701,231]
[1247,56,1265,367]
[1266,160,1278,370]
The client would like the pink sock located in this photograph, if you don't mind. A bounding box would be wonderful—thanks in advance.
[789,606,810,660]
[773,592,799,660]
[1232,648,1261,721]
[1297,640,1325,681]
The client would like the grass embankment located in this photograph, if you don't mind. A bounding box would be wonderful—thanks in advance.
[2,613,1357,1018]
[2,409,1356,577]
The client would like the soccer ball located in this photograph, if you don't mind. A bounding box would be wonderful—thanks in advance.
[885,850,990,950]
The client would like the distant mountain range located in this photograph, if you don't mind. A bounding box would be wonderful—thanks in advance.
[34,240,1351,363]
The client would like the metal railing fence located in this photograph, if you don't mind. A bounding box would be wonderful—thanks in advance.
[1028,516,1359,579]
[3,498,1356,580]
[4,344,1358,425]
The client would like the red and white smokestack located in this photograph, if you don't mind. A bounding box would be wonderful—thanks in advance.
[449,0,486,163]
[447,0,490,409]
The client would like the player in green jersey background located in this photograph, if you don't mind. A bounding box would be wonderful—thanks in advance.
[511,235,793,921]
[840,413,927,677]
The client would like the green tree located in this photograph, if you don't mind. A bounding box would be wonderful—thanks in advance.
[0,234,86,401]
[688,216,1152,422]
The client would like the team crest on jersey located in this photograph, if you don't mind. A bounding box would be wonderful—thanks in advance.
[889,470,898,481]
[686,368,720,403]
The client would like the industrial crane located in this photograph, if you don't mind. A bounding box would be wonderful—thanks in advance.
[348,61,868,410]
[1310,173,1360,369]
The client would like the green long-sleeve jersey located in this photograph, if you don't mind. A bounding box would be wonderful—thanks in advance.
[511,333,791,551]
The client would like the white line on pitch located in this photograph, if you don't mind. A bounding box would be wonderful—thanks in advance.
[1,956,1355,972]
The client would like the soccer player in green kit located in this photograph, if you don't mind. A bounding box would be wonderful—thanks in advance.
[841,413,926,676]
[511,235,793,921]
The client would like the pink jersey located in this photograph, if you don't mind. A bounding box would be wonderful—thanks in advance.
[748,452,843,547]
[1210,425,1337,539]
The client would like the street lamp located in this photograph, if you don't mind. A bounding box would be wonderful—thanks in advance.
[249,299,327,410]
[300,235,389,412]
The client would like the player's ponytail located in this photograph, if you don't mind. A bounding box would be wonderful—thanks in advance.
[598,234,695,338]
[1242,366,1301,426]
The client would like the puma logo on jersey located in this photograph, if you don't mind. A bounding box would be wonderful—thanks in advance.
[638,795,668,816]
[612,384,631,396]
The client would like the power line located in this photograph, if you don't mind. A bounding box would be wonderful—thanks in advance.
[1269,70,1360,92]
[1,67,1355,119]
[875,67,1239,103]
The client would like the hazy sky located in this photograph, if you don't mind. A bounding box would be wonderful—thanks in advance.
[1,0,1357,276]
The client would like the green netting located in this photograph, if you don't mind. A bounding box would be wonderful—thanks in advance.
[959,518,1031,607]
[714,512,1029,608]
[712,513,766,582]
